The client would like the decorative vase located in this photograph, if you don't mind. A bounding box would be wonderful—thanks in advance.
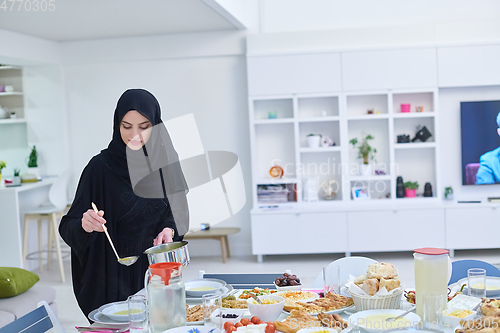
[401,104,411,113]
[360,163,372,176]
[405,188,416,198]
[13,176,20,185]
[307,135,321,148]
[396,176,405,198]
[27,167,40,180]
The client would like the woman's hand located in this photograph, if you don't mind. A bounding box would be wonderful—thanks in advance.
[81,209,106,233]
[154,228,174,246]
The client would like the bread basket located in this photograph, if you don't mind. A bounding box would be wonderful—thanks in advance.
[348,284,405,311]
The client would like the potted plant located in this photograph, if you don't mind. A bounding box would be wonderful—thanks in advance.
[444,186,454,200]
[13,168,21,185]
[27,145,40,180]
[404,181,419,198]
[307,134,322,148]
[0,160,6,183]
[349,134,377,176]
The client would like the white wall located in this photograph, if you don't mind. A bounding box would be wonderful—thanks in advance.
[260,0,500,34]
[61,32,253,256]
[439,85,500,200]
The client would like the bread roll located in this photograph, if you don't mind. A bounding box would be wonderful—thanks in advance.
[366,263,398,279]
[354,273,368,285]
[361,278,379,296]
[379,277,401,292]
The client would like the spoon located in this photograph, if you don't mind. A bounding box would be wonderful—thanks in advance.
[249,293,263,305]
[385,305,416,322]
[91,202,139,266]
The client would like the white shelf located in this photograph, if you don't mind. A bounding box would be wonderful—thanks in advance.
[256,178,298,185]
[253,118,294,124]
[349,175,391,181]
[298,116,340,122]
[0,118,25,125]
[393,112,435,118]
[0,92,23,97]
[347,114,389,120]
[0,66,21,70]
[299,146,340,153]
[394,142,436,149]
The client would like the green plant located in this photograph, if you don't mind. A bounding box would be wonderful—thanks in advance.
[444,186,453,198]
[13,168,20,177]
[27,146,37,168]
[349,134,377,164]
[307,133,322,137]
[0,160,6,173]
[404,181,419,190]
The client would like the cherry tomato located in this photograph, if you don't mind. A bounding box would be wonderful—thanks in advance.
[235,323,243,328]
[224,322,234,330]
[251,316,261,324]
[265,323,276,333]
[266,322,274,326]
[229,327,237,333]
[241,318,250,326]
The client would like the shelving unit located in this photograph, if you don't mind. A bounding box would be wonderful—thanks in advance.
[249,88,440,209]
[0,65,24,121]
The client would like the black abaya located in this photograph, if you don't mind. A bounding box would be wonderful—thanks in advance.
[59,89,187,319]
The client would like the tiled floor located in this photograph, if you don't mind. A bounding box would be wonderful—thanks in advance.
[37,248,500,332]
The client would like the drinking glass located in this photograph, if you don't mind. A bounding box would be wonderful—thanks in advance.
[202,293,222,332]
[128,295,148,333]
[323,264,340,295]
[422,292,446,330]
[468,268,487,298]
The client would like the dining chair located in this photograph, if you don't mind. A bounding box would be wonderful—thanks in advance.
[311,256,378,289]
[449,259,500,285]
[199,270,291,289]
[0,301,65,333]
[23,171,70,283]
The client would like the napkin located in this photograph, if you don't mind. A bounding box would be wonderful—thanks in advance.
[345,274,404,296]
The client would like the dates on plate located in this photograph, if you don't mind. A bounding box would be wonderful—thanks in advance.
[275,272,301,287]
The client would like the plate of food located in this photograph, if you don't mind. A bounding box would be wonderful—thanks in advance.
[282,292,354,316]
[274,309,349,333]
[348,309,421,333]
[237,287,277,299]
[274,272,303,291]
[88,309,129,326]
[186,284,234,301]
[186,304,204,325]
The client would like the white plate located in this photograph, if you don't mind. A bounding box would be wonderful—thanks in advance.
[298,328,349,333]
[163,326,218,333]
[456,276,500,297]
[97,301,130,322]
[276,291,320,301]
[88,309,129,326]
[186,285,233,302]
[348,309,421,333]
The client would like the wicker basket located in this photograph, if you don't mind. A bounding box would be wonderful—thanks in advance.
[349,284,405,311]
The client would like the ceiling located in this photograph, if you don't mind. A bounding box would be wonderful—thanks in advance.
[0,0,240,42]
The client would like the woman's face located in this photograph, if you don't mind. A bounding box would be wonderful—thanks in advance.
[120,110,153,150]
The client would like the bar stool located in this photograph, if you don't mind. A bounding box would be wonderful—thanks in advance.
[23,171,69,283]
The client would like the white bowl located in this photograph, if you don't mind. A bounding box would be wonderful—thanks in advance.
[274,283,303,292]
[185,279,225,297]
[297,328,340,333]
[98,301,130,322]
[442,308,476,328]
[349,309,421,333]
[211,308,244,325]
[246,295,285,322]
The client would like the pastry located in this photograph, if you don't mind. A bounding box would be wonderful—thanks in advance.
[366,263,398,279]
[283,292,353,314]
[317,312,348,332]
[481,299,500,317]
[379,277,401,292]
[361,278,379,296]
[186,304,203,322]
[461,316,500,330]
[274,309,321,333]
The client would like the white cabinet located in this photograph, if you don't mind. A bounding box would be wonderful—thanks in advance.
[247,53,342,96]
[445,207,500,250]
[437,44,500,87]
[341,48,438,91]
[251,212,347,255]
[347,209,445,252]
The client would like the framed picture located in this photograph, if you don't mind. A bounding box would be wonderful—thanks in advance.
[352,186,370,200]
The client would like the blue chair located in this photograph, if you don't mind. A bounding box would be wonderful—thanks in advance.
[0,301,64,333]
[449,259,500,285]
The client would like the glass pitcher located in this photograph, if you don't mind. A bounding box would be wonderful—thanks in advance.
[147,262,187,333]
[414,247,452,318]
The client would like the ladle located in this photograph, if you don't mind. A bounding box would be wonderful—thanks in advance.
[91,202,139,266]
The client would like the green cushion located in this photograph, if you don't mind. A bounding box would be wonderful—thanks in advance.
[0,267,39,298]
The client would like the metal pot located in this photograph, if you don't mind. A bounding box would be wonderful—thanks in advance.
[144,241,190,268]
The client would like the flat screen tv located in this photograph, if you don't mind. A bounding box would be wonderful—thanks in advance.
[461,100,500,185]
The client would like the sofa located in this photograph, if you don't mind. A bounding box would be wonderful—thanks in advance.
[0,283,57,328]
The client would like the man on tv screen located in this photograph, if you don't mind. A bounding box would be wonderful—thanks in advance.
[476,112,500,184]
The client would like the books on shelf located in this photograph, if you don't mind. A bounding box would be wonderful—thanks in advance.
[257,185,290,203]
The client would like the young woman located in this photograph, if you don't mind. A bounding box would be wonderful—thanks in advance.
[60,89,188,319]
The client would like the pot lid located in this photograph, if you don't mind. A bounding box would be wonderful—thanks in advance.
[414,247,449,255]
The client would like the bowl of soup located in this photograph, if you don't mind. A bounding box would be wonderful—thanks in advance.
[185,278,226,297]
[99,301,143,322]
[349,309,421,333]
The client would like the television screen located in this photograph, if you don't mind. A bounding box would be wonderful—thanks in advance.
[461,100,500,185]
